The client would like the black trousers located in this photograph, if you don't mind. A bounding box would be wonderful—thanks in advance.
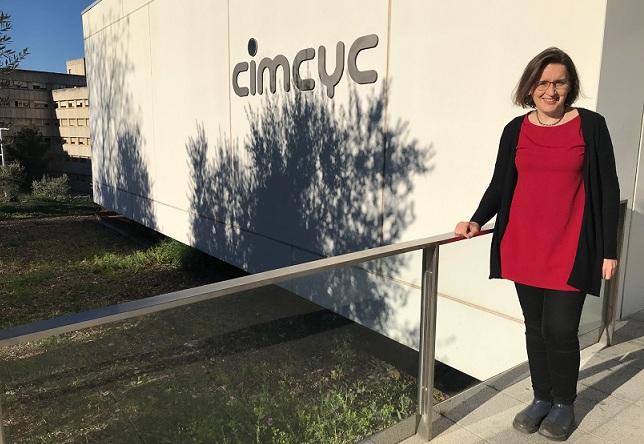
[515,282,586,405]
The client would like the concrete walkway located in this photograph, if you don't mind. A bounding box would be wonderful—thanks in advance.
[403,310,644,443]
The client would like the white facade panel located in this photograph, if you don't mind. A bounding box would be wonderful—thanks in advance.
[83,0,123,38]
[596,0,644,317]
[148,0,230,214]
[84,0,644,380]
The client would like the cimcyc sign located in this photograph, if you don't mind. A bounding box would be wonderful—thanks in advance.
[232,34,379,99]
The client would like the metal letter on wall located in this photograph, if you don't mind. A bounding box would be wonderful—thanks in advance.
[257,55,291,95]
[348,34,379,84]
[318,42,345,99]
[292,48,316,91]
[232,62,250,97]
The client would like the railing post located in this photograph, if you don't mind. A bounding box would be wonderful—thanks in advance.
[416,245,439,441]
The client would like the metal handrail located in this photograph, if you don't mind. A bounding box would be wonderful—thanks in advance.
[0,225,493,347]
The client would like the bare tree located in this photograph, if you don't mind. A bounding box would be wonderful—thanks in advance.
[0,11,29,73]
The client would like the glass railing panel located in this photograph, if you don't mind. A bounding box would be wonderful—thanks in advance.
[579,281,604,337]
[283,252,422,436]
[435,233,527,396]
[0,255,419,443]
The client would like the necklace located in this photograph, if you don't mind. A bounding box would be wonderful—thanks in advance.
[535,110,564,126]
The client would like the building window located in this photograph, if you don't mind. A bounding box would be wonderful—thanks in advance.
[60,101,67,108]
[79,138,85,145]
[76,100,83,107]
[84,99,89,107]
[78,118,86,127]
[69,118,76,126]
[14,100,30,108]
[68,101,74,108]
[61,119,68,126]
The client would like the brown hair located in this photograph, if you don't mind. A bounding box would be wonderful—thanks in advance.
[514,47,580,108]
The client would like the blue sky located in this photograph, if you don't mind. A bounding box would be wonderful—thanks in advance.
[1,0,95,73]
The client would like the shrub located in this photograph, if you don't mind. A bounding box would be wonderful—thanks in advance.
[31,174,71,200]
[5,127,51,184]
[0,161,25,202]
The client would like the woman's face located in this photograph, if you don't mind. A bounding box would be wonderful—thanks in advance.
[530,63,569,116]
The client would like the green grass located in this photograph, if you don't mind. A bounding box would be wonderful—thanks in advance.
[0,195,99,220]
[91,239,205,272]
[0,215,232,330]
[1,312,422,444]
[0,199,425,443]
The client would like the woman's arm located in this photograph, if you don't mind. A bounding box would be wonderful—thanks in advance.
[597,116,620,260]
[597,116,620,280]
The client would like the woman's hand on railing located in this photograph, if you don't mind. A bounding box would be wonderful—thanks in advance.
[454,221,481,239]
[602,258,618,280]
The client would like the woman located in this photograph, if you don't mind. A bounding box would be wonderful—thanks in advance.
[454,47,620,441]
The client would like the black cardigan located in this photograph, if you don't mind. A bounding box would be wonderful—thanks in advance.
[471,108,620,296]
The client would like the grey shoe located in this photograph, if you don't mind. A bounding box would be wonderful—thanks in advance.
[512,398,552,434]
[538,403,575,441]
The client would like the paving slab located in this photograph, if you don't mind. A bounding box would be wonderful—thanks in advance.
[613,318,644,345]
[440,386,530,442]
[575,384,633,434]
[400,413,489,443]
[400,423,488,444]
[579,355,644,405]
[578,402,644,443]
[583,340,644,370]
[489,376,534,404]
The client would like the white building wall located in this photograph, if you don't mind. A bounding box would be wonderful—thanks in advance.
[595,0,644,317]
[83,0,643,380]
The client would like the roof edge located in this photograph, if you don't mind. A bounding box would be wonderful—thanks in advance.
[81,0,103,16]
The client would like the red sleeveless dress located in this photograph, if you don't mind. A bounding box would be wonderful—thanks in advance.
[500,114,585,291]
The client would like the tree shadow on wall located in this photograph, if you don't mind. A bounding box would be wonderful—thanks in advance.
[85,13,156,229]
[187,86,434,343]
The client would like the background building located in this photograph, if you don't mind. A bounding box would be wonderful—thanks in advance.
[0,59,91,192]
[83,0,644,381]
[50,84,91,193]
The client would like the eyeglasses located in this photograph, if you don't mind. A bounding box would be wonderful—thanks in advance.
[534,80,569,92]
